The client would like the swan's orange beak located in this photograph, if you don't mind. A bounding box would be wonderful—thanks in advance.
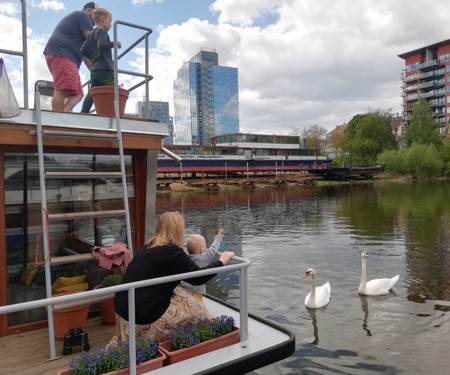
[302,273,309,279]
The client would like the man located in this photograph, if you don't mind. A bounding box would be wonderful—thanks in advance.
[43,3,97,112]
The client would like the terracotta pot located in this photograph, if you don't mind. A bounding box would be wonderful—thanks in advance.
[90,86,129,117]
[94,284,116,324]
[56,351,166,375]
[48,292,89,340]
[159,327,240,365]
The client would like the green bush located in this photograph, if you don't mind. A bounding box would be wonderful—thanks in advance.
[101,274,122,287]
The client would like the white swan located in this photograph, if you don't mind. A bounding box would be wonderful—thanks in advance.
[358,251,399,296]
[302,268,331,308]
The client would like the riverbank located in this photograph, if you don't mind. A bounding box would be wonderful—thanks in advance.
[157,173,449,192]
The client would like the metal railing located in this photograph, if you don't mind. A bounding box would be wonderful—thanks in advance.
[0,255,250,375]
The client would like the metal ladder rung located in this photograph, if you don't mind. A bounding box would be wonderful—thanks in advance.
[41,129,119,141]
[45,171,123,179]
[50,253,94,264]
[48,210,126,220]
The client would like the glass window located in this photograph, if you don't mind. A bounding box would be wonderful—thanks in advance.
[4,152,135,326]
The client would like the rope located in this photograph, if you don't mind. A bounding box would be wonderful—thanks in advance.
[35,208,51,265]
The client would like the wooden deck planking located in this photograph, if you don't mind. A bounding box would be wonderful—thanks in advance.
[0,317,115,375]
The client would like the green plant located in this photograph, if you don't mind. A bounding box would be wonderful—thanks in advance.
[167,315,235,351]
[101,274,122,288]
[69,339,159,375]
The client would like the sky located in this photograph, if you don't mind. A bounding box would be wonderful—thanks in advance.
[1,0,450,135]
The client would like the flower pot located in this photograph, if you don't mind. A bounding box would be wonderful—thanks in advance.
[94,284,116,324]
[159,327,240,365]
[56,351,166,375]
[90,86,129,117]
[48,292,89,340]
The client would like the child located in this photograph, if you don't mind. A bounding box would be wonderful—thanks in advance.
[181,229,224,296]
[80,7,121,113]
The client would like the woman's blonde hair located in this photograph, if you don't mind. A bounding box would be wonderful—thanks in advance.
[146,212,185,248]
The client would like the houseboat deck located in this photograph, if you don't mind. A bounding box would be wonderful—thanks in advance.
[0,296,294,375]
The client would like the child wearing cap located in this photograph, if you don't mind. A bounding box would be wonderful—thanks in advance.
[80,7,122,113]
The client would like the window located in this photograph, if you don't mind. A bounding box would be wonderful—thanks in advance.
[4,152,135,326]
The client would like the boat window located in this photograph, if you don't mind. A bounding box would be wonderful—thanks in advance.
[3,152,136,326]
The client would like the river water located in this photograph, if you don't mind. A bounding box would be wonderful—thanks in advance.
[155,180,449,375]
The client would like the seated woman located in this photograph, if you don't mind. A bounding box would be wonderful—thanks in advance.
[113,211,235,343]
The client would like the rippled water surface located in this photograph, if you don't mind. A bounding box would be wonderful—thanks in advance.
[156,180,449,375]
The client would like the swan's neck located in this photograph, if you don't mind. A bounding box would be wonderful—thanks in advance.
[310,274,316,301]
[359,258,367,291]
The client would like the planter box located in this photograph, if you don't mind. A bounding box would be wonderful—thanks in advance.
[94,284,116,324]
[56,351,165,375]
[159,327,240,365]
[47,292,89,340]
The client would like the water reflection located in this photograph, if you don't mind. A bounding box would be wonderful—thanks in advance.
[306,308,319,345]
[358,295,372,337]
[156,180,449,375]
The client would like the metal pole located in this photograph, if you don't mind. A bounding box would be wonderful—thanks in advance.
[21,0,29,109]
[180,161,183,183]
[35,92,59,361]
[239,266,249,342]
[128,288,137,375]
[225,162,227,181]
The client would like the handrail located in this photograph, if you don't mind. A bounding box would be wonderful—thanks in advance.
[113,20,153,119]
[0,255,251,375]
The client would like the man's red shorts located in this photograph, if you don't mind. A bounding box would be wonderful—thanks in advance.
[45,54,83,97]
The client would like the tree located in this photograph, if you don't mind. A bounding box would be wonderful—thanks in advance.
[289,124,328,162]
[341,109,397,166]
[404,99,442,148]
[301,124,328,161]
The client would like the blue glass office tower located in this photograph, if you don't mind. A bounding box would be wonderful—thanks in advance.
[173,50,239,145]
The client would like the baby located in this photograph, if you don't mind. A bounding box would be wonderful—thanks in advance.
[181,229,224,296]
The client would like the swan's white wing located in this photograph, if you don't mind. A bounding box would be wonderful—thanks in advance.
[365,275,399,295]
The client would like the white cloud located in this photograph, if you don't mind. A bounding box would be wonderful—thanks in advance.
[4,0,450,134]
[0,2,20,16]
[36,1,65,11]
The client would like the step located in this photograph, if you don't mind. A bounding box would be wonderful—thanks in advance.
[41,129,119,141]
[50,253,94,265]
[45,171,123,179]
[48,210,126,221]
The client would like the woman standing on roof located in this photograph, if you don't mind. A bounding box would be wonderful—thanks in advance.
[113,211,235,343]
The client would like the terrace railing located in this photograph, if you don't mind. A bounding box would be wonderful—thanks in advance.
[0,254,250,375]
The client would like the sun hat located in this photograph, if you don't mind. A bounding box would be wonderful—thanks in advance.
[83,2,97,10]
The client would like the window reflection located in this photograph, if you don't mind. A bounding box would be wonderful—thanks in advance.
[4,152,135,326]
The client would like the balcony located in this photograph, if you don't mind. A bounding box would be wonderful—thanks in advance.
[418,59,439,70]
[404,84,418,92]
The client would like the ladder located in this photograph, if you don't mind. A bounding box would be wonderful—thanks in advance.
[34,88,133,360]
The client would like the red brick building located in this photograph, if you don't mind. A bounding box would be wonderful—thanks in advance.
[399,39,450,138]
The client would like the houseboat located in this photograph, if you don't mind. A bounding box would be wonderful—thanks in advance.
[158,133,330,176]
[0,3,294,374]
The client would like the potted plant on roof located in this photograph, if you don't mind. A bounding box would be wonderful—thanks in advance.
[159,315,240,365]
[57,339,165,375]
[94,274,122,324]
[90,82,129,117]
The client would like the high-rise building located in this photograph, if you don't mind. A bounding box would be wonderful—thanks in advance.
[137,100,174,145]
[399,39,450,137]
[173,49,239,145]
